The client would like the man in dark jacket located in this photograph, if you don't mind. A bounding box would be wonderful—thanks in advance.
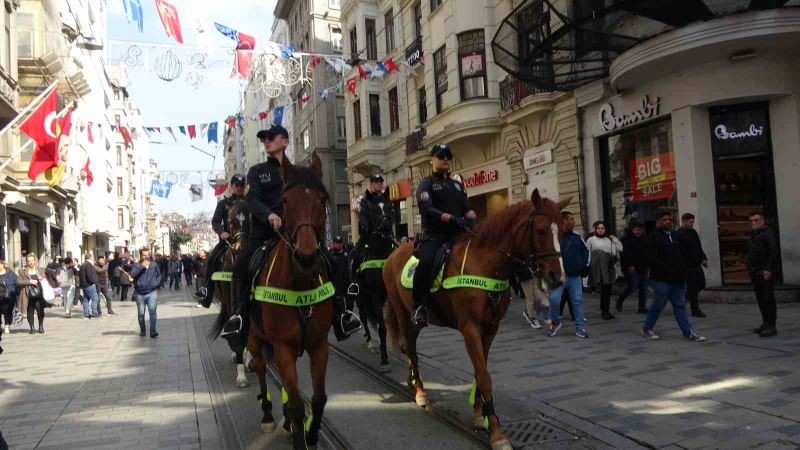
[107,253,122,299]
[79,253,101,319]
[675,213,708,318]
[193,250,209,307]
[130,249,162,338]
[747,211,779,337]
[642,209,705,342]
[616,221,648,314]
[95,255,115,316]
[181,254,194,287]
[412,143,476,326]
[546,211,590,338]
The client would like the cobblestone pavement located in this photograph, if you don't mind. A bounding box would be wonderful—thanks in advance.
[0,288,219,450]
[375,295,800,449]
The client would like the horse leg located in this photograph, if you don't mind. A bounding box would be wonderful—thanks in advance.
[472,323,499,430]
[274,343,306,449]
[356,290,373,346]
[235,350,249,388]
[249,345,275,432]
[374,293,389,368]
[461,323,510,450]
[304,341,329,449]
[404,320,428,407]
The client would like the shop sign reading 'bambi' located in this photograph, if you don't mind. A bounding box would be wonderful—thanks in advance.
[463,169,499,188]
[600,95,660,132]
[628,153,675,202]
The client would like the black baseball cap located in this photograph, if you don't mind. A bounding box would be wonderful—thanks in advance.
[230,174,246,185]
[430,143,452,159]
[257,124,289,141]
[369,174,384,183]
[333,236,343,243]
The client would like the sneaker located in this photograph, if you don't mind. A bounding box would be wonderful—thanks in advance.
[575,328,589,338]
[65,313,71,319]
[684,332,706,342]
[522,311,541,329]
[641,328,660,340]
[758,326,777,338]
[139,329,146,337]
[691,309,707,318]
[546,321,562,337]
[196,304,203,308]
[150,332,159,338]
[83,317,89,320]
[3,326,9,334]
[615,298,623,313]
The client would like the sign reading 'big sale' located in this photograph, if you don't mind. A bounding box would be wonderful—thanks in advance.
[628,153,676,202]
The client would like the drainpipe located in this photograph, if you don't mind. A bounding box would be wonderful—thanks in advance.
[573,94,589,233]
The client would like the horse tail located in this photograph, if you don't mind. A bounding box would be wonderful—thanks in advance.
[384,294,401,351]
[208,285,228,340]
[383,262,404,352]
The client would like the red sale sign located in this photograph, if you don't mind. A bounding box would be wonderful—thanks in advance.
[628,153,676,202]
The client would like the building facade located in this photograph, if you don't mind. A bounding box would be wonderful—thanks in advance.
[342,0,582,241]
[495,1,800,288]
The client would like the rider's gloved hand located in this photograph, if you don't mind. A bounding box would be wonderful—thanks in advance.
[451,215,468,231]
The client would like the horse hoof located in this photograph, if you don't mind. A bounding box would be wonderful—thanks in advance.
[367,341,379,353]
[229,352,237,364]
[236,378,249,388]
[378,364,391,374]
[260,421,276,433]
[415,393,428,407]
[490,439,512,450]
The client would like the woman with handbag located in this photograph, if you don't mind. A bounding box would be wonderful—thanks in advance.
[586,221,623,320]
[17,255,50,334]
[0,259,18,335]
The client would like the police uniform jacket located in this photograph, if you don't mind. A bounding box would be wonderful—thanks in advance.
[211,194,245,236]
[416,172,471,239]
[358,189,392,235]
[246,156,284,240]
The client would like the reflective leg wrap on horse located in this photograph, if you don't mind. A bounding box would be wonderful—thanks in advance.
[481,397,499,430]
[304,394,327,448]
[256,381,275,426]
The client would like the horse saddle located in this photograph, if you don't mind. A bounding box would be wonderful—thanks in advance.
[247,238,279,290]
[401,241,453,293]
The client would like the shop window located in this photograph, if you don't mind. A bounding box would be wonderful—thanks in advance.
[388,87,399,132]
[385,9,395,52]
[418,87,427,124]
[369,94,381,136]
[433,45,447,114]
[349,27,358,56]
[353,99,362,140]
[600,118,677,236]
[457,30,486,100]
[331,27,342,51]
[365,19,377,60]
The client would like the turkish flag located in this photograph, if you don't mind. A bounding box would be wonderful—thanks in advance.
[187,124,196,139]
[118,126,133,147]
[347,77,357,96]
[19,89,59,181]
[83,158,93,186]
[212,182,228,196]
[155,0,183,44]
[233,32,256,79]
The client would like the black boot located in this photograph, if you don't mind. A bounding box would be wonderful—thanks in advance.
[332,296,362,342]
[221,279,246,347]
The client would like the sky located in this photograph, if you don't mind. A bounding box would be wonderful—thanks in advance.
[107,0,278,216]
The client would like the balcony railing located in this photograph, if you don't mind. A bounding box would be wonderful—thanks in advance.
[405,127,427,155]
[404,36,423,67]
[499,75,546,110]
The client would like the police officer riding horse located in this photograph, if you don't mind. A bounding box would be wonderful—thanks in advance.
[221,125,361,351]
[412,143,477,326]
[197,174,247,307]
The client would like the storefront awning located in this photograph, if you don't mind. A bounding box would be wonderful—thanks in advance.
[491,0,792,91]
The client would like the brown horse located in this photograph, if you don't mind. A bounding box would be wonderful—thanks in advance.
[243,155,333,449]
[383,189,568,450]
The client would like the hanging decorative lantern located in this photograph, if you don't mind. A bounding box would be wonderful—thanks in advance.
[153,49,182,82]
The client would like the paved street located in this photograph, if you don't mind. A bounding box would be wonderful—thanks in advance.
[1,287,799,450]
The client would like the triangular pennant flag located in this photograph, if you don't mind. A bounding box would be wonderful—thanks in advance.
[214,22,240,43]
[200,123,208,137]
[212,182,228,196]
[323,56,350,73]
[155,127,161,133]
[384,58,400,73]
[258,111,268,119]
[187,124,196,139]
[167,126,176,141]
[207,122,218,143]
[273,106,284,126]
[319,89,329,101]
[179,126,186,135]
[309,54,322,69]
[82,158,93,186]
[281,46,296,59]
[87,121,93,143]
[356,64,367,79]
[224,117,236,127]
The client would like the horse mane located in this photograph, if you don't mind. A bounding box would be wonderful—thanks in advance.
[472,201,532,244]
[285,166,329,201]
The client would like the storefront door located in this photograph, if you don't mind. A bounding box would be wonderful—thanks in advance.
[710,103,782,284]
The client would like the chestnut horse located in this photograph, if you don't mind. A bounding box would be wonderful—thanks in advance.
[383,189,568,450]
[245,155,333,449]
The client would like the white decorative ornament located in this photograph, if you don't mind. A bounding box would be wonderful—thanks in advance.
[153,49,183,82]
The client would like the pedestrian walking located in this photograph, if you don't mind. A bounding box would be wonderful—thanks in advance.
[641,209,706,342]
[192,250,209,307]
[516,262,544,329]
[17,255,49,334]
[60,257,77,318]
[108,252,122,299]
[79,253,101,319]
[616,221,649,314]
[0,259,18,335]
[182,254,194,287]
[95,255,115,316]
[131,249,162,338]
[545,211,590,338]
[747,211,779,337]
[586,221,623,320]
[158,254,169,289]
[118,260,133,301]
[168,254,183,290]
[675,213,708,318]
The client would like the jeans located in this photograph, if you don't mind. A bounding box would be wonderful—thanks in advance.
[81,285,100,317]
[644,281,693,336]
[169,273,182,290]
[184,271,192,286]
[136,291,158,333]
[619,271,648,309]
[545,276,585,330]
[750,271,776,327]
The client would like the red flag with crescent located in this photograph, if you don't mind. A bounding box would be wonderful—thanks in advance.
[155,0,184,44]
[347,76,357,96]
[19,89,60,181]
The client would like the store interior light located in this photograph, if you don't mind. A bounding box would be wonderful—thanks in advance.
[729,49,756,61]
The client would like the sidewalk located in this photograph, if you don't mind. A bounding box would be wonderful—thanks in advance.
[0,288,219,450]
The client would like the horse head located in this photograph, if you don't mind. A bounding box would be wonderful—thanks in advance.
[281,153,328,273]
[227,198,249,251]
[516,188,571,293]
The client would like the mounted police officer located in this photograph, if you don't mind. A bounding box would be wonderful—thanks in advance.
[412,143,477,326]
[350,174,392,281]
[221,125,287,350]
[197,174,246,307]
